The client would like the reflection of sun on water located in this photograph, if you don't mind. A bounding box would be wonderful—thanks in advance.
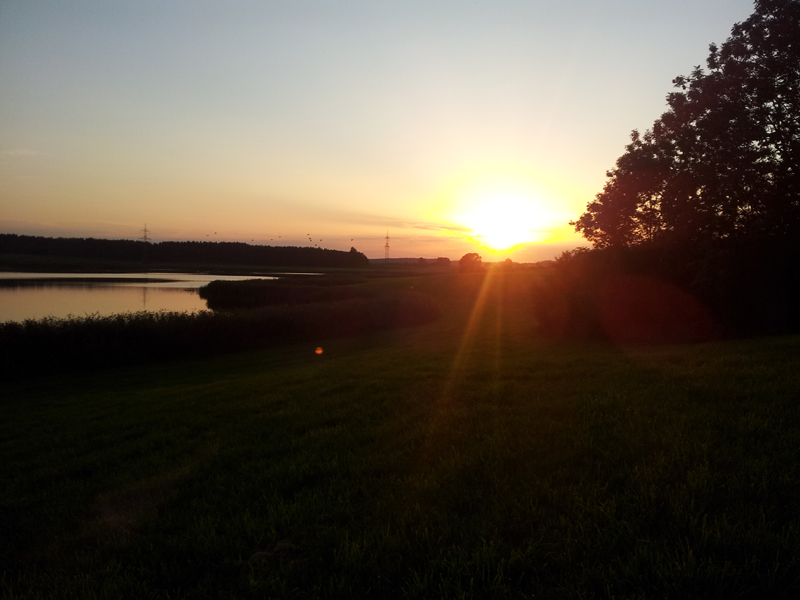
[452,188,550,251]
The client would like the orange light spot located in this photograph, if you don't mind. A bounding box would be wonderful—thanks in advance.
[315,347,324,355]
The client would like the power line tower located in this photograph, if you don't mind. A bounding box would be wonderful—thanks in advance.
[140,224,151,263]
[384,231,390,260]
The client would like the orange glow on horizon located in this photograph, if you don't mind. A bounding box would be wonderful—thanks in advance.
[440,178,569,253]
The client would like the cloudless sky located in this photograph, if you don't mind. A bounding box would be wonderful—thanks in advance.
[0,0,755,260]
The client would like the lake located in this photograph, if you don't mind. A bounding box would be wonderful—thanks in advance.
[0,272,279,323]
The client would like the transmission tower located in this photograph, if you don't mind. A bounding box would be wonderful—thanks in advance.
[384,231,390,260]
[140,224,151,263]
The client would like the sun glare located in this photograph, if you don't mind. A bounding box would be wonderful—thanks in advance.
[453,188,550,251]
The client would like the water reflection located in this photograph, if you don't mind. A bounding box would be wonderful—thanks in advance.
[0,272,278,323]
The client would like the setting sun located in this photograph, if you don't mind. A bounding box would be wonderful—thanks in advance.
[451,188,551,251]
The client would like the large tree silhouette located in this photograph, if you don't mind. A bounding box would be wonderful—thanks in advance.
[572,0,800,248]
[459,253,483,272]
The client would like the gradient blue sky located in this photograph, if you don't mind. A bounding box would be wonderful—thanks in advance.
[1,0,754,260]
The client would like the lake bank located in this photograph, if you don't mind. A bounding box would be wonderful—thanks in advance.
[0,272,443,377]
[0,272,282,323]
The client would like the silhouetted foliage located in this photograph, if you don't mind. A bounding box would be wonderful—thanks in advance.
[0,234,369,268]
[199,275,370,310]
[572,0,800,246]
[496,258,516,271]
[532,241,800,341]
[531,248,721,343]
[556,1,800,340]
[0,291,440,378]
[436,257,451,267]
[459,253,483,273]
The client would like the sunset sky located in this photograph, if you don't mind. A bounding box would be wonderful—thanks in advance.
[1,0,754,261]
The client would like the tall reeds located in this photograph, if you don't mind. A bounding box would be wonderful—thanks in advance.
[0,291,439,378]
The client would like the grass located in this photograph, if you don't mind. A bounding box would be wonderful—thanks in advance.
[2,270,799,598]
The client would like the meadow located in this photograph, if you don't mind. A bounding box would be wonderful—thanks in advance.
[2,269,799,599]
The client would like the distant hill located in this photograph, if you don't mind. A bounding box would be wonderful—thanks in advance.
[0,234,369,269]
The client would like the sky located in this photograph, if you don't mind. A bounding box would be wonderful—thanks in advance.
[0,0,756,261]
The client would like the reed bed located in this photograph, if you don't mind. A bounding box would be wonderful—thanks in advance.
[0,291,440,377]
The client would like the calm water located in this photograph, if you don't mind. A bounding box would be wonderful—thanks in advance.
[0,272,278,322]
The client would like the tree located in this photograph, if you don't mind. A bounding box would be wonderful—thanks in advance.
[572,0,800,248]
[435,257,451,268]
[459,252,483,272]
[499,258,514,270]
[347,247,369,268]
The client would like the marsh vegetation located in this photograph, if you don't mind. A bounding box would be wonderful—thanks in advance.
[0,273,440,378]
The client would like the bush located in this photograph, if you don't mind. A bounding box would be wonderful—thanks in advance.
[534,239,800,342]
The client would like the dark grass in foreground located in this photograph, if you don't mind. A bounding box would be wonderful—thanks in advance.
[2,271,799,599]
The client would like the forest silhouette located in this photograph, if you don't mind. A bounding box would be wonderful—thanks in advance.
[0,233,369,269]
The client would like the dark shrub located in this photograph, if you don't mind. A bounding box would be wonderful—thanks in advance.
[532,239,800,342]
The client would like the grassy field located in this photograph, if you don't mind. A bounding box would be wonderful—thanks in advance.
[2,270,799,599]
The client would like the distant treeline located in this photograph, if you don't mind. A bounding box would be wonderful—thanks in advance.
[0,234,369,268]
[370,257,452,266]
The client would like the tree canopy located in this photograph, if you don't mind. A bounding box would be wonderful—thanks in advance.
[459,253,483,272]
[572,0,800,248]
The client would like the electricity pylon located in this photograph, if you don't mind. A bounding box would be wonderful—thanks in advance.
[140,224,151,263]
